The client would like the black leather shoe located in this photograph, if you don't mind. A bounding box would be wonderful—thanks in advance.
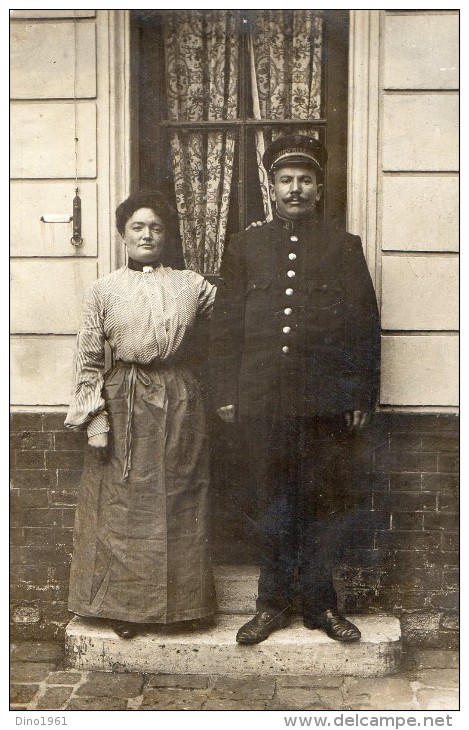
[304,610,361,642]
[236,610,291,645]
[111,621,140,639]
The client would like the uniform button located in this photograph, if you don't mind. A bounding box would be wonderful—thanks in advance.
[290,235,298,242]
[284,307,292,315]
[285,288,294,296]
[287,270,295,278]
[282,346,290,354]
[283,326,291,334]
[288,253,297,261]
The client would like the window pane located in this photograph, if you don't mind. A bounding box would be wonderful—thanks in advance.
[248,10,324,122]
[163,130,238,273]
[163,10,240,124]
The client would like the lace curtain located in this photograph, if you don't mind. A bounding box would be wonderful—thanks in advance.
[163,10,238,273]
[249,10,323,219]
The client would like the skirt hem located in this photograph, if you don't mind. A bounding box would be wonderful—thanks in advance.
[68,603,217,625]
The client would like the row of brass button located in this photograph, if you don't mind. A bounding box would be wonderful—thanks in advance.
[282,235,299,354]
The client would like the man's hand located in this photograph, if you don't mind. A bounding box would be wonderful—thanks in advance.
[245,220,267,230]
[344,410,369,432]
[216,404,236,423]
[88,432,109,461]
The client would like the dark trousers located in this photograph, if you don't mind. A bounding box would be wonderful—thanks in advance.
[243,415,358,619]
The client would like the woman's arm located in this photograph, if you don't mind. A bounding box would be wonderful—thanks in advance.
[196,276,217,319]
[64,282,109,440]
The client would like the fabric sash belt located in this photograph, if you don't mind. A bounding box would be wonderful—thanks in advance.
[114,358,180,481]
[119,362,152,481]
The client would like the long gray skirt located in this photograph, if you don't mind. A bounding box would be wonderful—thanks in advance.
[68,361,216,623]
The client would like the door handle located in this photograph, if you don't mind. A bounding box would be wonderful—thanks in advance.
[70,188,83,246]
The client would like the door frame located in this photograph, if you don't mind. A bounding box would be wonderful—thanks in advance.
[108,10,136,271]
[347,10,381,287]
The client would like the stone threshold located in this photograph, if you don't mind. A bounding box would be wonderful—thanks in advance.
[66,613,401,677]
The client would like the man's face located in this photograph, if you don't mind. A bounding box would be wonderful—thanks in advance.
[269,164,323,221]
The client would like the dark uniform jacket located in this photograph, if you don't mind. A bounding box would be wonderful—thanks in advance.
[210,214,380,420]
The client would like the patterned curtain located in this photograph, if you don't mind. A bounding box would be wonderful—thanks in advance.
[249,10,323,219]
[163,11,238,274]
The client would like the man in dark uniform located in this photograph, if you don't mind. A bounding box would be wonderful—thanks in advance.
[210,135,380,644]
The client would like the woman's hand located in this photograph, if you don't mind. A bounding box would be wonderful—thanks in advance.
[245,220,267,230]
[88,432,109,461]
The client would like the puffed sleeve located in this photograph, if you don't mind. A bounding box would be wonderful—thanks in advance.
[64,282,109,437]
[195,273,217,319]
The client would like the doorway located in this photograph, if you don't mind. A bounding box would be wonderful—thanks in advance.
[130,9,350,560]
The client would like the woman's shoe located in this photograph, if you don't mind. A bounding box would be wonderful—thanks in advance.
[111,621,140,639]
[184,616,216,631]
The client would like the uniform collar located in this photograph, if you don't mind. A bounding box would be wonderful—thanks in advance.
[273,210,318,232]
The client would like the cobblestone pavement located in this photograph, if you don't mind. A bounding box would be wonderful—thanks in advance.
[10,642,459,711]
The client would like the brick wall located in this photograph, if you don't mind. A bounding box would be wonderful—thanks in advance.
[345,413,459,648]
[10,413,84,640]
[10,412,458,646]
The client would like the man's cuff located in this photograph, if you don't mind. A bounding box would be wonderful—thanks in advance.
[86,412,109,438]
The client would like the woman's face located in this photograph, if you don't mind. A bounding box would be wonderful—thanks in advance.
[123,208,166,264]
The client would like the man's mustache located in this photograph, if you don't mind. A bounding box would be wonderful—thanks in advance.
[283,196,309,203]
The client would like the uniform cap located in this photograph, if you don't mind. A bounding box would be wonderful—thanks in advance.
[262,134,327,174]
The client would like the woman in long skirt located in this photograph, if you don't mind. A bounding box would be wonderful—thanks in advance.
[65,190,216,638]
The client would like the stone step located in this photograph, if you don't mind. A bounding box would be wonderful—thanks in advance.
[65,613,401,677]
[214,564,259,614]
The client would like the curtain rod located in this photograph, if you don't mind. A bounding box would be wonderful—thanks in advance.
[159,119,327,130]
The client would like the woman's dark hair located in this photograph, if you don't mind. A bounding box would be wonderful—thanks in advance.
[115,189,177,236]
[115,189,185,268]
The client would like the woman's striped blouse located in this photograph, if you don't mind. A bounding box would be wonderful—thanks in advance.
[64,265,216,437]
